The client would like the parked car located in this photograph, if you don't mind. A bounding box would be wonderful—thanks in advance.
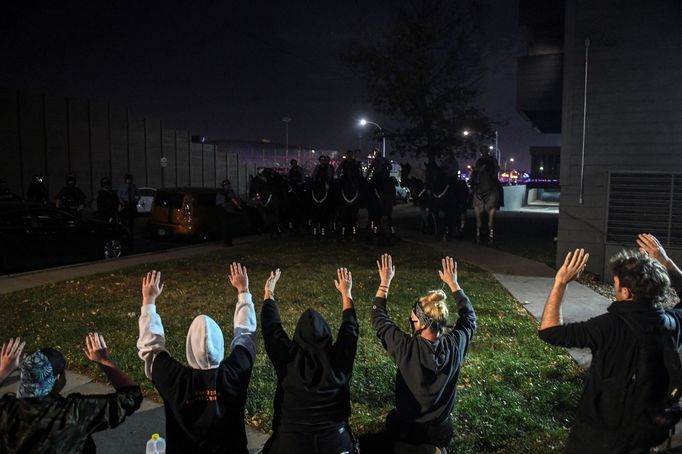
[0,201,131,273]
[394,180,411,203]
[147,188,253,242]
[136,187,156,214]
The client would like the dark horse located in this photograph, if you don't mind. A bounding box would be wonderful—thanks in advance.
[425,161,465,240]
[336,162,364,238]
[367,174,395,239]
[310,170,334,237]
[248,170,290,237]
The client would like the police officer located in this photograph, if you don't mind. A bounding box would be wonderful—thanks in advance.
[26,174,49,204]
[367,148,391,188]
[97,177,120,223]
[216,179,242,247]
[311,154,334,187]
[336,149,362,180]
[55,174,87,216]
[288,159,304,187]
[117,173,140,247]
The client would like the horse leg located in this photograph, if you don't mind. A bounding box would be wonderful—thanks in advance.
[488,208,496,243]
[474,204,483,243]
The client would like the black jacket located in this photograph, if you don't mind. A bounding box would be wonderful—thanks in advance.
[371,290,477,426]
[151,349,255,454]
[261,299,359,432]
[539,299,682,431]
[0,386,142,454]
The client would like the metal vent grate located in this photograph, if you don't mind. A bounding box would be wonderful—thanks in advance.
[606,172,680,246]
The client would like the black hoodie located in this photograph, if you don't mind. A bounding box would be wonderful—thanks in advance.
[261,299,359,432]
[371,290,477,426]
[539,299,682,430]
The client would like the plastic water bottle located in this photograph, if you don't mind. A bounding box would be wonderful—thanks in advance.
[146,433,166,454]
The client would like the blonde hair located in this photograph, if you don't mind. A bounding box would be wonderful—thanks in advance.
[418,290,449,335]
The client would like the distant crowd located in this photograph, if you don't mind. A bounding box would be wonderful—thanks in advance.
[0,233,681,453]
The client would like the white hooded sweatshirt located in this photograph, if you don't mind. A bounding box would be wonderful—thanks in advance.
[137,292,256,378]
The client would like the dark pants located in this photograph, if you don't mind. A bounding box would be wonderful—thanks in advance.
[263,425,355,454]
[565,421,668,454]
[386,410,453,448]
[120,204,136,250]
[221,209,233,245]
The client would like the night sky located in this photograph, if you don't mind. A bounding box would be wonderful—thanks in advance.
[1,1,558,169]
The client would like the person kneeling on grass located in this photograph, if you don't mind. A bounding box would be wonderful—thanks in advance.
[261,267,360,453]
[0,333,142,454]
[136,265,257,454]
[538,236,682,453]
[368,254,476,454]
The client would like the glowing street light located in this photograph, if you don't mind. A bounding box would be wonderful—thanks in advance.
[359,118,386,157]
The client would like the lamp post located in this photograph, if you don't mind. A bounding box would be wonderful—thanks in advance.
[282,116,292,165]
[504,157,515,171]
[359,118,385,158]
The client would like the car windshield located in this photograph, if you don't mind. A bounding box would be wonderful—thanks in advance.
[154,191,184,209]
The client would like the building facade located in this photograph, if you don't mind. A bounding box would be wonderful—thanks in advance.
[518,0,682,276]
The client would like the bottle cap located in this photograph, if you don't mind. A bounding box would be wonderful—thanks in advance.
[152,433,160,440]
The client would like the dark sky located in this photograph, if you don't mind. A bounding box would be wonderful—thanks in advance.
[0,1,558,170]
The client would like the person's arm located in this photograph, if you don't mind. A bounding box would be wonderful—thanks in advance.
[439,257,477,348]
[0,337,25,385]
[228,262,257,362]
[371,254,411,361]
[84,332,136,390]
[260,269,292,374]
[333,268,359,371]
[637,233,682,297]
[67,332,142,432]
[136,270,166,380]
[540,249,589,330]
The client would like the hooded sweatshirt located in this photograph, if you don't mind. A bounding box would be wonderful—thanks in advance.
[137,292,257,454]
[539,298,682,431]
[261,299,359,432]
[371,290,476,427]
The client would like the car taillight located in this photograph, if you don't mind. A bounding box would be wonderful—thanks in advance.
[183,200,191,220]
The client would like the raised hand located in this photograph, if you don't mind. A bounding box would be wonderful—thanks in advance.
[555,249,589,286]
[334,267,353,298]
[637,233,670,267]
[142,270,164,305]
[0,337,26,381]
[229,262,249,294]
[264,268,281,300]
[377,253,395,287]
[83,332,112,366]
[438,256,461,292]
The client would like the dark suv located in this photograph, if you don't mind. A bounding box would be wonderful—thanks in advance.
[0,201,131,273]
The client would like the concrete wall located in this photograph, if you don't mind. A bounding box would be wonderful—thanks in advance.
[557,0,682,276]
[0,89,255,199]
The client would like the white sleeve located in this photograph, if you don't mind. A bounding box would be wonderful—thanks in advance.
[136,304,167,380]
[231,292,257,360]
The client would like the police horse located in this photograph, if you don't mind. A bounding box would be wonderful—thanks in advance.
[425,162,465,240]
[336,168,363,238]
[471,167,500,243]
[248,170,291,237]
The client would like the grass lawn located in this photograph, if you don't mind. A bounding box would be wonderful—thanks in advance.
[0,237,582,453]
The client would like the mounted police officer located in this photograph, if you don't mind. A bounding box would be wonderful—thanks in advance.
[287,159,304,187]
[55,174,86,216]
[26,174,49,204]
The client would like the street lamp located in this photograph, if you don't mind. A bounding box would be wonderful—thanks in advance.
[462,129,500,162]
[359,118,386,158]
[504,157,515,171]
[282,116,292,164]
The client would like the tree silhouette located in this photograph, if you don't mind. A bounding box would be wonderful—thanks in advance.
[345,0,493,162]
